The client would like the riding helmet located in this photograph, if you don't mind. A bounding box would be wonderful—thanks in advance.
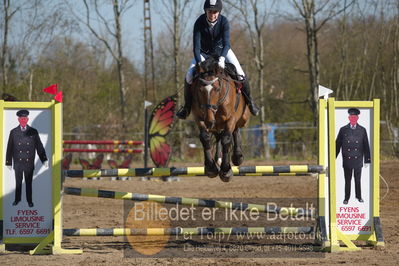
[204,0,222,12]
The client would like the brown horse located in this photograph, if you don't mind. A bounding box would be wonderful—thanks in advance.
[191,56,250,182]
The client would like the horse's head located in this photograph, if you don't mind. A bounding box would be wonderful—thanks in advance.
[193,56,227,129]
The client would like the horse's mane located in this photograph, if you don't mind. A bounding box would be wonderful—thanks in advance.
[200,55,220,74]
[199,55,240,81]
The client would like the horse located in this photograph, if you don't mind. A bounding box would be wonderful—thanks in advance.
[190,56,250,182]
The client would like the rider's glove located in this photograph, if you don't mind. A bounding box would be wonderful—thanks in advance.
[218,56,225,69]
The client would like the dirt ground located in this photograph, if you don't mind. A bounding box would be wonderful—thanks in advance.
[1,160,398,265]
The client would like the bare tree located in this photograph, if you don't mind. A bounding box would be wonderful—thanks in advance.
[326,0,389,101]
[291,0,354,125]
[1,0,73,97]
[155,0,196,95]
[378,0,399,155]
[334,0,351,99]
[225,0,276,159]
[154,0,196,159]
[1,0,19,94]
[71,0,135,129]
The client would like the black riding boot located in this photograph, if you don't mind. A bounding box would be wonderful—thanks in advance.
[241,79,260,116]
[176,81,192,119]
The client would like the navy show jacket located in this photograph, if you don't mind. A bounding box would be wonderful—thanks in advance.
[193,13,230,63]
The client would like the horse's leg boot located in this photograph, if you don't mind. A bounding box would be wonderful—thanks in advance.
[241,79,260,116]
[176,81,192,119]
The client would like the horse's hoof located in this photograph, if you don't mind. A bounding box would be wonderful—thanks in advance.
[232,152,244,166]
[205,162,220,178]
[206,171,218,178]
[219,169,233,182]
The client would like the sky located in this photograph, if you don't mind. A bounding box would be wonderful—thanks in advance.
[10,0,376,72]
[7,0,391,70]
[68,0,288,68]
[76,0,203,66]
[4,0,297,71]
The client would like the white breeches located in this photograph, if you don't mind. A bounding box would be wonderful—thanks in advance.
[185,49,245,84]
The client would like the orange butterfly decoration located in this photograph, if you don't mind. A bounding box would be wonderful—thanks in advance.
[149,95,177,167]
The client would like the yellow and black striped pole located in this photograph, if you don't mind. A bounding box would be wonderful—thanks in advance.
[64,187,314,217]
[76,173,314,180]
[63,226,315,236]
[65,165,325,178]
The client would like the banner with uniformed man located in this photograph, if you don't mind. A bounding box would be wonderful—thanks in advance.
[2,107,52,241]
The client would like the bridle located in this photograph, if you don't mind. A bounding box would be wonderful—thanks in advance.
[196,74,230,112]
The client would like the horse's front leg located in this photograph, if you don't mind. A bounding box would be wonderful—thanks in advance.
[199,129,219,178]
[219,130,233,182]
[214,134,222,166]
[232,128,244,166]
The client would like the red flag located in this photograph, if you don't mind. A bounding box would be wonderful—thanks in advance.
[54,91,63,103]
[43,84,58,95]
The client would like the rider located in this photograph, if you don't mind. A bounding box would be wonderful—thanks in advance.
[176,0,260,119]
